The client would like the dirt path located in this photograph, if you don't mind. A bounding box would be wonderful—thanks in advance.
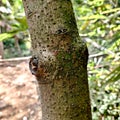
[0,58,41,120]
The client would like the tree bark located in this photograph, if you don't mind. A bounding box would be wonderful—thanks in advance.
[0,28,4,59]
[22,0,92,120]
[0,42,4,59]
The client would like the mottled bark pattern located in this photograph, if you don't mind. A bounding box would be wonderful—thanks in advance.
[22,0,92,120]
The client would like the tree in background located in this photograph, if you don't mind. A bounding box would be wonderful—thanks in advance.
[0,42,4,58]
[22,0,91,120]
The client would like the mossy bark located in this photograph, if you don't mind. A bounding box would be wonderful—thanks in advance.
[22,0,92,120]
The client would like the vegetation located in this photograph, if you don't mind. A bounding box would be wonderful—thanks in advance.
[72,0,120,119]
[0,0,120,119]
[0,0,30,58]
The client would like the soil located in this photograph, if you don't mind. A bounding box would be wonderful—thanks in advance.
[0,57,41,120]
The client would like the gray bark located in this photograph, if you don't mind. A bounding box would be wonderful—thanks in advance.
[22,0,92,120]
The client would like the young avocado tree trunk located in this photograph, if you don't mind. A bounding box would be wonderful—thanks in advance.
[22,0,92,120]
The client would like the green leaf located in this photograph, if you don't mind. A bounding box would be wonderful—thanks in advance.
[77,14,106,20]
[101,8,120,14]
[0,31,17,41]
[104,66,120,85]
[15,16,28,29]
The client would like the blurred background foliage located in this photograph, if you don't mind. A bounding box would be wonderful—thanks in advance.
[0,0,30,58]
[72,0,120,119]
[0,0,120,119]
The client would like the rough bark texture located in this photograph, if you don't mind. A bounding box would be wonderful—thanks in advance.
[22,0,92,120]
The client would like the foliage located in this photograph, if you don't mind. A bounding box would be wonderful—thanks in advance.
[0,0,28,40]
[73,0,120,119]
[0,0,30,58]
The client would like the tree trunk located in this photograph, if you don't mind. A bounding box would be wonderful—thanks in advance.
[0,27,4,59]
[22,0,92,120]
[0,42,4,59]
[14,36,22,55]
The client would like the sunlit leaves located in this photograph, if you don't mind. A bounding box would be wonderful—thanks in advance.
[105,66,120,85]
[77,14,106,20]
[73,0,120,119]
[0,31,16,41]
[0,0,28,41]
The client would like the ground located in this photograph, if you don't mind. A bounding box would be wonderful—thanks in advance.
[0,57,41,120]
